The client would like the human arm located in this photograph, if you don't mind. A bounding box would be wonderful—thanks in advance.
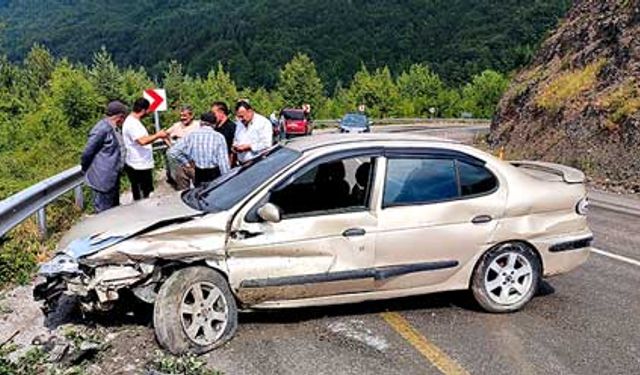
[136,130,167,146]
[216,136,231,175]
[167,137,191,167]
[80,123,108,172]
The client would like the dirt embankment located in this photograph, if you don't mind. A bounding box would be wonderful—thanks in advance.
[490,0,640,193]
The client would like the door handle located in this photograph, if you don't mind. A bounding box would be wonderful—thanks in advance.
[471,215,493,224]
[342,228,366,237]
[232,230,263,240]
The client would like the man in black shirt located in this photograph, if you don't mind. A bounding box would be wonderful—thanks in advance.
[211,101,237,165]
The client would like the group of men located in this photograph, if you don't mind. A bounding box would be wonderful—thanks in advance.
[81,99,273,213]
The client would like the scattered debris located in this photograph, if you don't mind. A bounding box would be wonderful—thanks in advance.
[327,319,389,351]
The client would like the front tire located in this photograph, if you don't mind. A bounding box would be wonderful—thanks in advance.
[471,242,541,313]
[154,267,238,355]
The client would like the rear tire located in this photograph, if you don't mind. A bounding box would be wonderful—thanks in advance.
[471,242,541,313]
[154,266,238,354]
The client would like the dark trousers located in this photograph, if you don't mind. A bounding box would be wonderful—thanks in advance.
[125,165,154,201]
[92,186,120,213]
[194,167,221,187]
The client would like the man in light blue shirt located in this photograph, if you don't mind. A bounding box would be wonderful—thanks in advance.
[168,113,230,187]
[233,100,273,164]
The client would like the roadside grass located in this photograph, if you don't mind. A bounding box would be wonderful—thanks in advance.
[0,346,49,375]
[600,80,640,130]
[148,351,223,375]
[0,194,84,288]
[536,59,607,111]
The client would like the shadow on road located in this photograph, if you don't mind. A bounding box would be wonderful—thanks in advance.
[47,280,556,330]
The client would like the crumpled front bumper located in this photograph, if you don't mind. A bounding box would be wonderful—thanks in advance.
[33,253,155,313]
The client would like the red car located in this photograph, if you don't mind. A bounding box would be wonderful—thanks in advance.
[279,108,313,138]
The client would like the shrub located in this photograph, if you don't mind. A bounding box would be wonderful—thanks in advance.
[536,59,607,111]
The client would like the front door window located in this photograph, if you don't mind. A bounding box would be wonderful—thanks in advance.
[270,156,375,218]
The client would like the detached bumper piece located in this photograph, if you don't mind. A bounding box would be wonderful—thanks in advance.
[549,236,593,253]
[33,277,67,313]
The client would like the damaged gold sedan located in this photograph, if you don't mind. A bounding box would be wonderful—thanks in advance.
[34,133,592,354]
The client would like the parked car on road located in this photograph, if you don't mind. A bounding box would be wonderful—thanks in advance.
[35,133,592,354]
[280,108,312,137]
[339,113,372,133]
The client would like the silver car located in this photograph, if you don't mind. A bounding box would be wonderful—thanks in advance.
[35,133,591,354]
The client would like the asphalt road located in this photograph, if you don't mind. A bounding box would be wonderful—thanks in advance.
[200,125,640,375]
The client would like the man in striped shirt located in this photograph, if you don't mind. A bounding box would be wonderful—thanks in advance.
[168,113,230,188]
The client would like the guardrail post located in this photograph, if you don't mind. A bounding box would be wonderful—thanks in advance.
[74,185,84,210]
[36,207,47,238]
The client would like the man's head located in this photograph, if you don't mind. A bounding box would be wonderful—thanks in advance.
[105,100,128,126]
[132,98,150,117]
[200,112,216,127]
[211,101,229,124]
[235,100,254,125]
[180,105,194,125]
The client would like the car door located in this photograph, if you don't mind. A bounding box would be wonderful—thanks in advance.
[226,151,381,305]
[373,148,506,291]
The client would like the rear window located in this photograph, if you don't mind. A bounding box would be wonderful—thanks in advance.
[282,110,305,120]
[458,161,498,196]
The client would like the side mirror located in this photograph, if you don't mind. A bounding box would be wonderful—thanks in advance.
[257,203,281,223]
[368,120,373,126]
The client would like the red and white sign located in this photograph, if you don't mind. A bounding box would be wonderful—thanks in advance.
[143,89,167,112]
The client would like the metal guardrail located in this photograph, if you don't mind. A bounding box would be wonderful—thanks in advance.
[314,117,491,126]
[0,143,169,239]
[0,166,84,238]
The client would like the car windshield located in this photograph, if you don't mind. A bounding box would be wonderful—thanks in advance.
[342,114,367,127]
[282,110,305,120]
[181,146,302,212]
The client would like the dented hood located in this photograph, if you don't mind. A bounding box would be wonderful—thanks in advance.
[58,193,202,257]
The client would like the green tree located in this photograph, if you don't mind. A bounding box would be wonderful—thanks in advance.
[397,64,444,116]
[183,63,239,114]
[278,53,325,112]
[162,60,187,109]
[120,67,153,105]
[347,65,398,118]
[50,60,105,129]
[22,44,55,100]
[461,70,510,118]
[89,47,123,101]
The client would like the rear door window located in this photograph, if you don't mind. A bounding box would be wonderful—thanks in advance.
[383,158,458,207]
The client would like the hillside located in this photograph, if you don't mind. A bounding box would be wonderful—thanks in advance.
[0,0,570,89]
[490,0,640,192]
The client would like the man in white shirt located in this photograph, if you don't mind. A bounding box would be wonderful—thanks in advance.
[122,98,168,200]
[233,100,273,164]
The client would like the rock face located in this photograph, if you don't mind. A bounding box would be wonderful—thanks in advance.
[490,0,640,192]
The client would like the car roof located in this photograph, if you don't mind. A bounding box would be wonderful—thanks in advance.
[283,133,460,153]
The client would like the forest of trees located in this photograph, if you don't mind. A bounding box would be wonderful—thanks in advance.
[0,45,510,199]
[0,0,571,89]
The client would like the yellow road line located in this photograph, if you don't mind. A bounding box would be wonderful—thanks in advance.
[380,312,470,375]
